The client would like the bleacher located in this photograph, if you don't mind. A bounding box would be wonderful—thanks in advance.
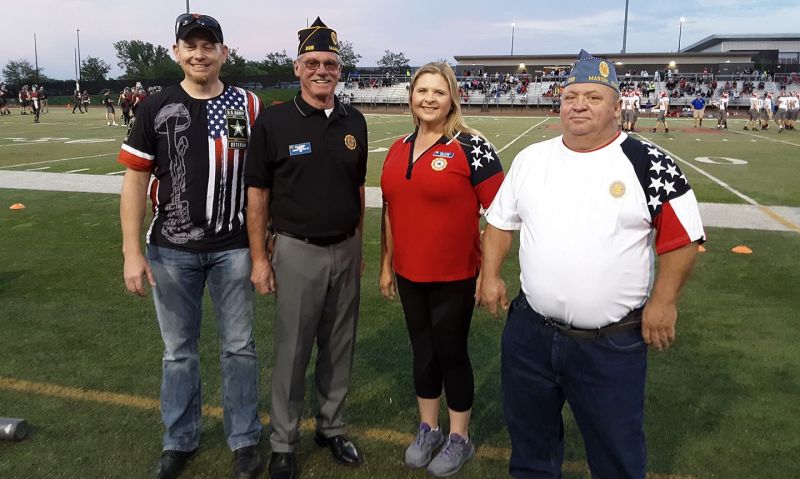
[332,72,800,110]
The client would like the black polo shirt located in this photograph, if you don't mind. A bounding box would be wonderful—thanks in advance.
[245,94,368,238]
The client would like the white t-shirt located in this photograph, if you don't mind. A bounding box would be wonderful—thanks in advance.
[485,133,705,328]
[658,97,669,112]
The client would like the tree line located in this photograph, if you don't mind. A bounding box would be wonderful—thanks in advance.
[2,38,413,85]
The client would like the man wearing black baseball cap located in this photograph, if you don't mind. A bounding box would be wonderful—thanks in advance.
[119,13,265,479]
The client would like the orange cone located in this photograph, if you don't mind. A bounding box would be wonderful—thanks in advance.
[731,245,752,254]
[9,203,26,210]
[698,245,706,253]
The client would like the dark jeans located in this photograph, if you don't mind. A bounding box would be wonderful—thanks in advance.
[395,274,477,412]
[502,292,648,479]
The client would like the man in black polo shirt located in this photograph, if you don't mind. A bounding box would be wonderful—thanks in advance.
[245,17,367,479]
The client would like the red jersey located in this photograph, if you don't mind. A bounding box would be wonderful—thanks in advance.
[381,131,504,282]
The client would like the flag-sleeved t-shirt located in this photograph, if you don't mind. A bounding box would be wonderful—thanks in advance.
[118,83,262,252]
[381,131,504,282]
[485,132,705,328]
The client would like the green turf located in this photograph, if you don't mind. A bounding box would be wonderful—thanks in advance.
[1,187,799,478]
[2,107,799,477]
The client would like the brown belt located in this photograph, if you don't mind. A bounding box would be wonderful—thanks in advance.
[539,308,643,340]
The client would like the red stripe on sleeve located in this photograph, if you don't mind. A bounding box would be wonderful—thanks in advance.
[117,149,153,171]
[474,172,505,209]
[654,200,692,255]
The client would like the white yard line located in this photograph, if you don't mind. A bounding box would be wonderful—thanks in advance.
[635,133,800,234]
[0,153,116,169]
[64,168,90,174]
[497,118,550,153]
[106,170,127,175]
[26,166,51,171]
[729,129,800,148]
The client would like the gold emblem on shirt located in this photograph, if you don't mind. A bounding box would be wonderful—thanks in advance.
[344,134,357,150]
[609,181,626,198]
[431,158,447,171]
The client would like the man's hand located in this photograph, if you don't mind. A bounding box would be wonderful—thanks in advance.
[641,300,677,350]
[478,275,509,319]
[123,252,155,297]
[251,258,276,295]
[379,266,396,301]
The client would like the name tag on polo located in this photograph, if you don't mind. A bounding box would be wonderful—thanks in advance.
[432,151,454,159]
[289,142,312,156]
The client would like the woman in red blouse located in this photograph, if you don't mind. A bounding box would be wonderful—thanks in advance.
[379,62,503,476]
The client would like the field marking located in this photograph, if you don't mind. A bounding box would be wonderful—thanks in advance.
[635,134,800,234]
[65,168,90,174]
[106,170,127,175]
[0,153,116,169]
[497,117,550,153]
[368,135,399,145]
[0,376,694,479]
[26,166,51,171]
[730,129,800,148]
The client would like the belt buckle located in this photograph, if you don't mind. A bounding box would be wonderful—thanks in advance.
[542,315,570,332]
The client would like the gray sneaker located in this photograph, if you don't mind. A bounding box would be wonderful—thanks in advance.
[405,422,444,469]
[426,433,475,477]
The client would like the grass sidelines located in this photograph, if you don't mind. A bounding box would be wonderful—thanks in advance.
[1,109,799,478]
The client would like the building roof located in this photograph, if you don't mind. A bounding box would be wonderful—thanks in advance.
[682,34,800,52]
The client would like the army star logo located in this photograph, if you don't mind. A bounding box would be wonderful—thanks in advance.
[344,134,357,150]
[431,158,447,171]
[609,180,626,198]
[599,61,610,78]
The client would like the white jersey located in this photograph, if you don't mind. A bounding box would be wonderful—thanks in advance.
[777,96,789,110]
[622,96,635,110]
[719,97,729,111]
[789,96,799,110]
[658,97,669,112]
[749,96,760,110]
[485,133,705,328]
[763,98,773,111]
[756,99,764,110]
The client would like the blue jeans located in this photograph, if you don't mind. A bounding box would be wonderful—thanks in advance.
[146,245,262,452]
[502,292,648,479]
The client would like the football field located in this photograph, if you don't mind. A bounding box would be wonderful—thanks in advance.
[1,107,799,478]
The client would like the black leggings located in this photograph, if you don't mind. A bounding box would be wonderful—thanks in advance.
[395,274,477,412]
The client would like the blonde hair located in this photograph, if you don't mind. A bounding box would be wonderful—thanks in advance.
[408,62,481,141]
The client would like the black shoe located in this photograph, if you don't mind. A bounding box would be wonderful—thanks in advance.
[234,445,265,479]
[268,452,298,479]
[154,449,197,479]
[314,433,362,466]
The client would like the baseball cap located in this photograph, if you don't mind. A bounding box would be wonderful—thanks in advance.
[175,13,223,44]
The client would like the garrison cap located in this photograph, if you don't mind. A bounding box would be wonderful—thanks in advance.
[297,17,339,56]
[566,49,619,92]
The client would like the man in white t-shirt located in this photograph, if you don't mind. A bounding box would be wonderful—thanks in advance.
[774,90,789,132]
[744,92,760,131]
[651,91,670,133]
[478,49,705,479]
[716,92,729,129]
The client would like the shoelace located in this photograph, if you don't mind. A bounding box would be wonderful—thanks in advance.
[439,438,464,458]
[414,429,431,446]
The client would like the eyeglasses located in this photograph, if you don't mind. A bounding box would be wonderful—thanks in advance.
[302,59,341,72]
[175,13,221,36]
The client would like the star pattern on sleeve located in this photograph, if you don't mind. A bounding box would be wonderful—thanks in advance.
[643,145,691,219]
[460,133,503,187]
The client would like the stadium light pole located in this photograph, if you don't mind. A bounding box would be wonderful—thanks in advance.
[511,23,515,55]
[678,17,685,52]
[76,29,82,84]
[33,33,40,84]
[621,0,629,53]
[186,0,190,13]
[74,49,78,82]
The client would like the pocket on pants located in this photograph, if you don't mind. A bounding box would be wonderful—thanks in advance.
[602,327,646,352]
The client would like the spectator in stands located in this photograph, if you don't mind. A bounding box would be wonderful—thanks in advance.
[380,61,503,477]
